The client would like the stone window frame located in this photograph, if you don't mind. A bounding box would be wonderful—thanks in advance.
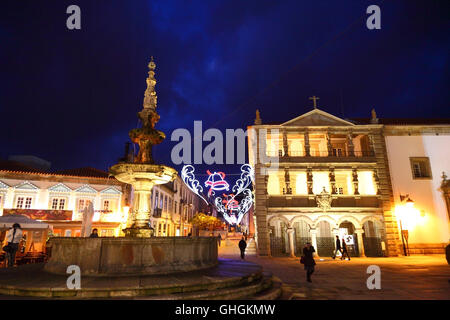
[409,157,432,180]
[14,194,35,209]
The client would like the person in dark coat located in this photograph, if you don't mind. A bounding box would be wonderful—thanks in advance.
[238,237,247,260]
[303,242,316,282]
[341,238,351,260]
[332,235,342,259]
[89,228,99,238]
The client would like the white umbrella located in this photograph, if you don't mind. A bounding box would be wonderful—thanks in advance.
[81,202,95,237]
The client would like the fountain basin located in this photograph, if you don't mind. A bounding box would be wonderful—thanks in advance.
[109,163,177,186]
[44,237,218,276]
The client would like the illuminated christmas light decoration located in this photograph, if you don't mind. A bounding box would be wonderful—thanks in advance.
[180,164,255,225]
[180,165,208,204]
[205,170,230,196]
[214,164,254,225]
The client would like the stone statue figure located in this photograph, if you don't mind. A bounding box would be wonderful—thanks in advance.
[129,57,166,164]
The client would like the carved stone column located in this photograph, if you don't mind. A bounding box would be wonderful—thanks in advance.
[347,132,354,157]
[373,169,381,195]
[329,167,336,194]
[368,134,375,156]
[307,168,313,195]
[326,131,333,156]
[287,228,296,257]
[284,168,291,194]
[310,228,319,257]
[355,228,366,257]
[352,168,359,195]
[304,130,310,157]
[282,130,289,157]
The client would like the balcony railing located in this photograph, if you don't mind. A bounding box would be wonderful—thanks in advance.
[266,150,374,157]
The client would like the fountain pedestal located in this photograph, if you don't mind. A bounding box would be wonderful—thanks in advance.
[109,163,177,238]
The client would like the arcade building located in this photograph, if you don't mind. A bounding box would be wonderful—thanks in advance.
[248,103,450,257]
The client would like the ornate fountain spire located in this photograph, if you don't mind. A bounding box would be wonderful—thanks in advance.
[143,56,157,111]
[130,57,165,164]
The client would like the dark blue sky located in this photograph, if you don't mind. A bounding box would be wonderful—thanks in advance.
[1,0,449,174]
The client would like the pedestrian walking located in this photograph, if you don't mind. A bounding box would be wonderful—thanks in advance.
[218,234,222,247]
[341,238,351,260]
[4,223,23,267]
[332,235,342,259]
[238,236,247,260]
[301,242,316,283]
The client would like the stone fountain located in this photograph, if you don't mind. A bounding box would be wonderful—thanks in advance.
[43,58,217,276]
[109,57,177,238]
[0,59,280,300]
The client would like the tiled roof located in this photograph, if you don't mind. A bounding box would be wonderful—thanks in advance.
[0,160,46,174]
[52,167,111,178]
[0,161,112,179]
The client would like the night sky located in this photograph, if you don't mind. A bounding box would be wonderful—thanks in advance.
[1,0,449,176]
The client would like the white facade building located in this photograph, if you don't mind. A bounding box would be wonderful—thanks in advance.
[384,124,450,253]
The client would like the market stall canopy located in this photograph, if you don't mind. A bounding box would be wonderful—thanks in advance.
[0,215,50,230]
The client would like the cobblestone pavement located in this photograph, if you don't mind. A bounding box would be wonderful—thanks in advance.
[219,243,450,300]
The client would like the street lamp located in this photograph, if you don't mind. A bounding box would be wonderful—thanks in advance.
[398,194,414,256]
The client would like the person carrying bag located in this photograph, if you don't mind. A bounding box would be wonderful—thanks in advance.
[4,223,23,267]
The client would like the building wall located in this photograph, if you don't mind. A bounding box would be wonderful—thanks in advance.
[0,172,127,237]
[385,135,450,247]
[149,176,199,237]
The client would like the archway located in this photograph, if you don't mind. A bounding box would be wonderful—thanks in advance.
[268,218,289,256]
[338,220,359,257]
[362,219,384,257]
[292,220,311,256]
[316,220,334,257]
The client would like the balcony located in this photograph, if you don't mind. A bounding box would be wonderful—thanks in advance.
[265,150,375,163]
[266,195,380,208]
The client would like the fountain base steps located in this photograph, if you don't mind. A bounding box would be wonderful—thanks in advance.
[0,259,281,300]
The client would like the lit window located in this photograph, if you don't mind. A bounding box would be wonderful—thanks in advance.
[294,172,307,195]
[410,157,432,179]
[52,199,58,210]
[78,199,92,212]
[267,172,281,195]
[52,198,66,210]
[25,197,32,209]
[312,172,330,194]
[16,197,24,209]
[59,198,65,210]
[357,171,377,195]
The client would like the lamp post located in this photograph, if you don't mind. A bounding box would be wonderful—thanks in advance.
[399,194,414,256]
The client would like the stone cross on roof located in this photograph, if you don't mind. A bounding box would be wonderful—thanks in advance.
[309,96,320,109]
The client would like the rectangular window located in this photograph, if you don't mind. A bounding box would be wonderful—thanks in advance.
[16,197,24,209]
[332,148,343,157]
[410,157,432,179]
[24,197,32,209]
[51,198,66,210]
[155,191,159,209]
[78,199,92,212]
[103,200,109,211]
[58,198,65,210]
